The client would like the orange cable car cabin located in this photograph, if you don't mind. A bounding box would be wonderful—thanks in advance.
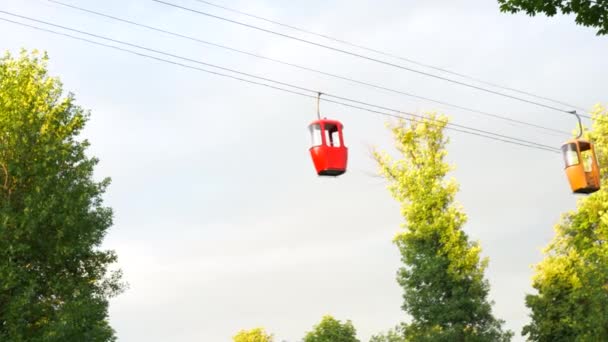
[561,138,600,194]
[308,118,348,176]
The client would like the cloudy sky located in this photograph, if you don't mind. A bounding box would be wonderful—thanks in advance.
[2,0,607,340]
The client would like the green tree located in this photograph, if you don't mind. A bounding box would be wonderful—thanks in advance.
[303,315,359,342]
[522,104,608,341]
[233,327,274,342]
[0,50,124,341]
[373,114,512,342]
[369,324,406,342]
[497,0,608,35]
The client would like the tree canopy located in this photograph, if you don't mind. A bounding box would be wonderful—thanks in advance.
[369,324,406,342]
[522,104,608,341]
[498,0,608,35]
[303,315,359,342]
[374,114,512,341]
[233,327,274,342]
[0,50,123,341]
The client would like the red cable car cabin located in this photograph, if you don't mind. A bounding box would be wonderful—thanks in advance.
[561,138,600,194]
[308,118,348,176]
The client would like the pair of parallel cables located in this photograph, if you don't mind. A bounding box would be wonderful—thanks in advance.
[0,0,589,153]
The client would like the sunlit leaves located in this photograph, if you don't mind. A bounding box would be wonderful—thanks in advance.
[523,105,608,341]
[374,114,512,341]
[369,324,407,342]
[303,315,359,342]
[0,50,123,341]
[233,327,274,342]
[497,0,608,35]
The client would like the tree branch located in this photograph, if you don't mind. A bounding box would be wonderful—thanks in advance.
[0,162,8,190]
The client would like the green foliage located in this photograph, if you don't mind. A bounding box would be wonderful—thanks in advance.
[522,104,608,341]
[0,50,124,341]
[303,315,359,342]
[374,114,512,342]
[369,324,406,342]
[233,327,274,342]
[497,0,608,35]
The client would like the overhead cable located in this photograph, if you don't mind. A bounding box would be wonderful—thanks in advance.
[190,0,587,113]
[44,0,570,137]
[0,15,561,154]
[149,0,591,119]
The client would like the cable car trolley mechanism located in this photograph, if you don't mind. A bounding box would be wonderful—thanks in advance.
[561,111,600,194]
[308,93,348,176]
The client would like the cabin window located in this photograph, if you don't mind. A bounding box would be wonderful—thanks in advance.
[581,150,594,172]
[324,124,341,147]
[562,143,579,167]
[309,124,323,147]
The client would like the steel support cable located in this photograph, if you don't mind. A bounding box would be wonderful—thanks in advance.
[190,0,587,113]
[0,11,561,151]
[149,0,591,119]
[0,15,560,154]
[43,0,569,137]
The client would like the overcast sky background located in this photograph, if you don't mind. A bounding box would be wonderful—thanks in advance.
[1,0,607,340]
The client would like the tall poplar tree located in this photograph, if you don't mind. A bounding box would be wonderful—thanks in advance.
[374,114,512,341]
[0,50,123,341]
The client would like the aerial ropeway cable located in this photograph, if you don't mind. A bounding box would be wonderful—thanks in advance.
[0,11,560,154]
[149,0,591,119]
[1,11,594,193]
[189,0,587,113]
[43,0,570,137]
